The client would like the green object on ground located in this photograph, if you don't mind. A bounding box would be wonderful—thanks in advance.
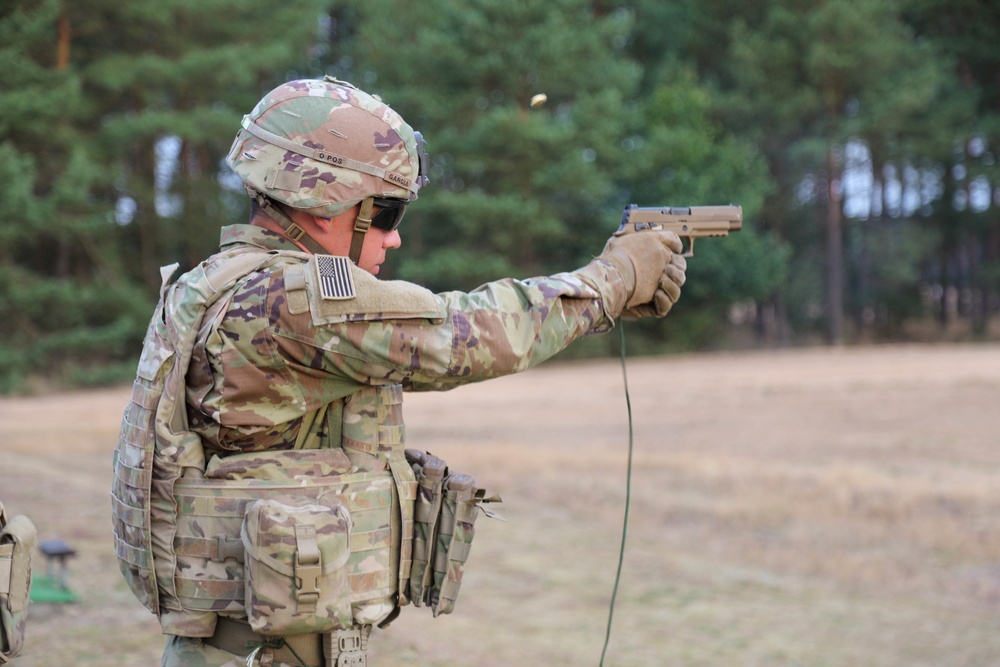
[29,574,77,604]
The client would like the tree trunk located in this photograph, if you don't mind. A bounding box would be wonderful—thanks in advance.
[986,221,1000,333]
[826,146,845,344]
[57,12,70,69]
[969,237,987,336]
[54,11,73,279]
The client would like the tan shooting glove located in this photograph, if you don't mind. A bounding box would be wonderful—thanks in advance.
[599,230,687,319]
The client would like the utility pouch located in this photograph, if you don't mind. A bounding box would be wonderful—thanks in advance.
[0,502,36,665]
[430,474,479,617]
[241,496,353,635]
[406,450,446,607]
[404,451,500,617]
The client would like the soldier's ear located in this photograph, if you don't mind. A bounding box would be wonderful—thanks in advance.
[314,204,363,234]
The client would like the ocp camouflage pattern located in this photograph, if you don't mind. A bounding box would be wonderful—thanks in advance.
[0,504,35,665]
[242,496,353,634]
[112,222,628,660]
[226,78,424,218]
[184,224,625,458]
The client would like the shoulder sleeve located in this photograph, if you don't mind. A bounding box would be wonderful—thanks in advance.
[270,257,626,394]
[302,255,445,325]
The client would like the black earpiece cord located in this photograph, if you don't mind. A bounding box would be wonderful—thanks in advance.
[599,322,634,667]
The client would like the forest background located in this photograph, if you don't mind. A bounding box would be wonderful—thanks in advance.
[1,0,998,392]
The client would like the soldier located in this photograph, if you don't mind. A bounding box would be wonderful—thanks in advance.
[112,77,686,667]
[0,501,36,665]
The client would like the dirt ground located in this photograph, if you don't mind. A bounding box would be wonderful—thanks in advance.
[1,343,999,666]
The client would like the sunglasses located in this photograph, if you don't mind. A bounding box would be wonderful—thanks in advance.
[370,197,408,232]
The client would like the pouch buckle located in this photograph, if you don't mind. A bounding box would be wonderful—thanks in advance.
[293,524,321,612]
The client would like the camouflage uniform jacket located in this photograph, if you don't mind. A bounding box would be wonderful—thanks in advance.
[188,224,627,455]
[113,223,627,639]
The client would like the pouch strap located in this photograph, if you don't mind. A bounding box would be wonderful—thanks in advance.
[174,535,244,562]
[0,543,12,595]
[294,524,322,614]
[0,514,36,611]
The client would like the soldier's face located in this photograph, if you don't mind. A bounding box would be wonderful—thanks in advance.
[297,205,402,276]
[356,225,402,276]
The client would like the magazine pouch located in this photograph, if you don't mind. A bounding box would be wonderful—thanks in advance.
[403,452,501,617]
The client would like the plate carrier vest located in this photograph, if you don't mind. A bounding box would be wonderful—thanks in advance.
[111,247,417,638]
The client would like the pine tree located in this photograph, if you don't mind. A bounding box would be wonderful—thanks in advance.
[318,0,782,351]
[324,0,641,289]
[904,0,1000,335]
[0,0,328,390]
[672,0,956,342]
[70,0,330,281]
[0,0,145,390]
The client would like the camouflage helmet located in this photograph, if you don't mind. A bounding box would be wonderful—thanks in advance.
[226,75,429,221]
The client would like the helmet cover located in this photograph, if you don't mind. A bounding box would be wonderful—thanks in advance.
[226,76,428,218]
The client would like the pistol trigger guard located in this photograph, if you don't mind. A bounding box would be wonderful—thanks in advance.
[681,237,695,258]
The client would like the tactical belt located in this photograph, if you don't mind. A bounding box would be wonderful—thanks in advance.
[204,617,371,667]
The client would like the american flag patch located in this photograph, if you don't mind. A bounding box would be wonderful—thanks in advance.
[315,255,356,300]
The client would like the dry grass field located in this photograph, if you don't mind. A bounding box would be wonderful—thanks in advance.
[2,343,999,666]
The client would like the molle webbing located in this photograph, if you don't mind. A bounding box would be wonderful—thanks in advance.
[113,248,287,624]
[170,463,401,619]
[405,450,500,617]
[165,385,415,633]
[112,246,416,638]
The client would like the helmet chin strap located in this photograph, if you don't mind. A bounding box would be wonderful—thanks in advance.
[348,198,375,266]
[248,187,328,255]
[247,187,374,265]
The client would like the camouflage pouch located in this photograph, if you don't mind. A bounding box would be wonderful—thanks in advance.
[403,453,501,617]
[241,496,354,635]
[0,502,36,665]
[405,450,446,607]
[429,474,481,617]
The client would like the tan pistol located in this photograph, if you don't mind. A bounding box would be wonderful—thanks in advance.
[616,204,743,257]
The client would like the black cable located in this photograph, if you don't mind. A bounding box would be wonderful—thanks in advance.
[599,322,634,667]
